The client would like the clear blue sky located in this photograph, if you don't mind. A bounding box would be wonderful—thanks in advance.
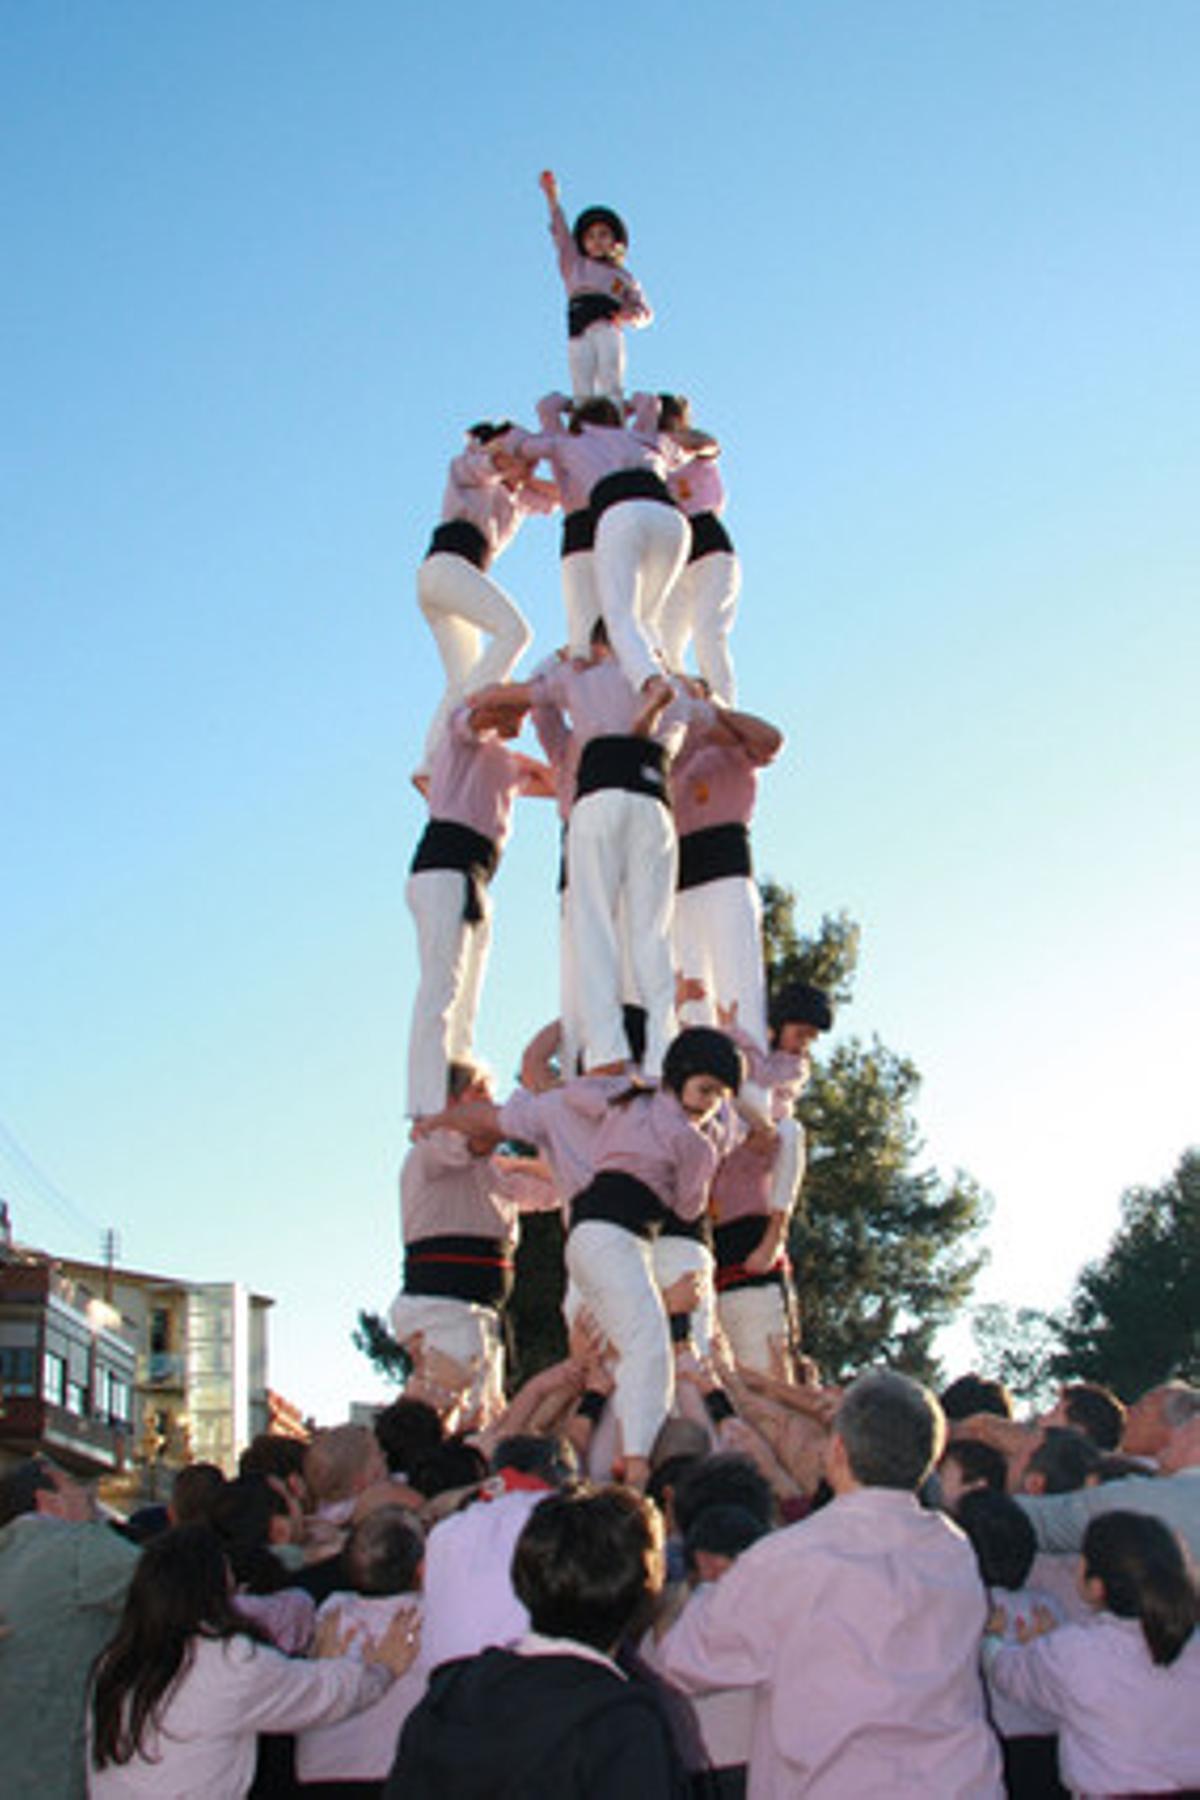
[4,3,1197,1421]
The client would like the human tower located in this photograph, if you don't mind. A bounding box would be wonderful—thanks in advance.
[393,172,834,1489]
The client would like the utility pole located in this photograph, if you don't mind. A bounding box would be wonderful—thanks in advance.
[101,1227,120,1303]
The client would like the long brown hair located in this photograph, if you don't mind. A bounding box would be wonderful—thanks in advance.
[91,1524,267,1767]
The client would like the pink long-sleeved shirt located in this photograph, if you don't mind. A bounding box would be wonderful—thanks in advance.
[658,1486,1003,1800]
[987,1612,1200,1795]
[399,1131,533,1248]
[424,705,525,848]
[561,1082,739,1222]
[507,393,685,502]
[530,657,712,757]
[668,454,726,516]
[548,202,652,327]
[437,444,556,561]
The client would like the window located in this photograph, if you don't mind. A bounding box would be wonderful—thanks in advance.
[0,1345,35,1397]
[42,1351,67,1406]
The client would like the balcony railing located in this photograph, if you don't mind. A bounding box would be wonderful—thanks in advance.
[141,1351,186,1387]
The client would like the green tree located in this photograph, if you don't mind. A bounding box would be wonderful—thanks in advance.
[970,1301,1062,1409]
[352,1309,411,1385]
[760,889,989,1382]
[792,1037,989,1383]
[1049,1148,1200,1399]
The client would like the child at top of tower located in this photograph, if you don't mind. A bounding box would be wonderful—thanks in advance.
[539,169,652,406]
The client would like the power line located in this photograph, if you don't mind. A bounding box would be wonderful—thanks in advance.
[0,1113,105,1247]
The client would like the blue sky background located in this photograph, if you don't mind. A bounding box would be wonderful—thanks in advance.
[4,3,1197,1421]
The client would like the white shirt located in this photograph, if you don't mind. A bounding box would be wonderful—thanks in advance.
[87,1632,390,1799]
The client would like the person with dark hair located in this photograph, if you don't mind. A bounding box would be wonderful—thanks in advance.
[238,1431,310,1506]
[658,1371,1003,1795]
[562,1028,743,1491]
[940,1371,1015,1422]
[683,1504,768,1584]
[957,1492,1067,1799]
[0,1457,138,1797]
[937,1437,1010,1511]
[538,170,652,406]
[386,1486,687,1798]
[1017,1387,1200,1560]
[986,1511,1200,1795]
[490,1431,578,1490]
[374,1396,443,1479]
[1040,1381,1125,1452]
[87,1524,418,1797]
[413,420,556,781]
[1022,1426,1102,1497]
[672,1453,775,1541]
[296,1506,428,1795]
[405,1437,489,1501]
[210,1474,317,1652]
[168,1461,227,1527]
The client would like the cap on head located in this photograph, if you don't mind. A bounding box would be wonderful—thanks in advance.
[661,1027,744,1098]
[573,205,628,254]
[768,982,833,1036]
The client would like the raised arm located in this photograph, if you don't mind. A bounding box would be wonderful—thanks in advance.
[708,704,785,767]
[410,1098,506,1148]
[539,168,576,281]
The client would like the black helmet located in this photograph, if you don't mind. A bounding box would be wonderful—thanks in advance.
[661,1028,744,1098]
[768,982,833,1035]
[573,205,629,255]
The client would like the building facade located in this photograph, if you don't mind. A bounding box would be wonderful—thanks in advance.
[0,1257,137,1478]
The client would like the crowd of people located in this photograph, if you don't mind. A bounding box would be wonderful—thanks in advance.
[2,175,1197,1796]
[1,1370,1198,1795]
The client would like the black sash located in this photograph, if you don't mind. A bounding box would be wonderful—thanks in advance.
[571,1171,667,1241]
[589,467,675,521]
[560,507,596,557]
[575,735,669,807]
[658,1212,713,1248]
[410,820,498,924]
[425,518,491,570]
[568,292,622,338]
[677,822,752,892]
[713,1215,786,1292]
[403,1234,512,1307]
[687,510,735,562]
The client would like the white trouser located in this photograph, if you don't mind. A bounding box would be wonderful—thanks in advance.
[717,1281,790,1375]
[593,501,689,691]
[658,550,741,703]
[566,1220,672,1459]
[567,789,677,1075]
[561,550,600,658]
[653,1233,717,1359]
[387,1290,505,1418]
[769,1116,805,1215]
[673,874,767,1045]
[417,552,531,768]
[405,869,491,1117]
[558,881,583,1082]
[567,321,625,404]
